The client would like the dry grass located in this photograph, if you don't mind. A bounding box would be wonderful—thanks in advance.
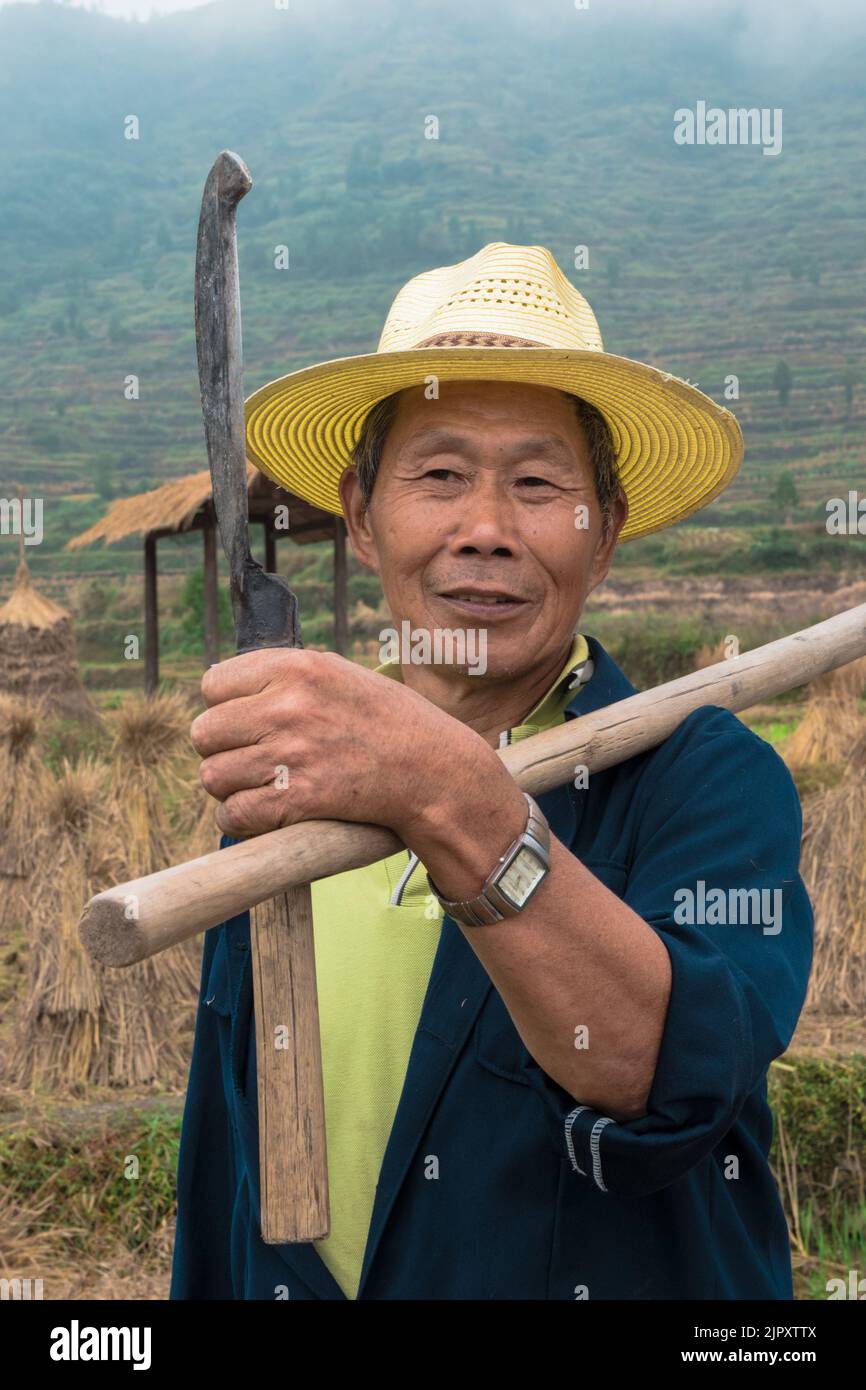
[777,663,866,1014]
[9,759,120,1089]
[0,1186,77,1285]
[0,559,68,631]
[801,764,866,1013]
[8,756,201,1092]
[108,691,204,879]
[782,656,866,770]
[0,560,99,722]
[0,696,53,937]
[0,695,49,867]
[784,695,864,768]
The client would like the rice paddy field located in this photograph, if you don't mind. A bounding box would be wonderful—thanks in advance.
[0,559,865,1302]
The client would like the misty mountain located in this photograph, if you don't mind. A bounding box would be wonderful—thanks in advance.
[0,0,864,571]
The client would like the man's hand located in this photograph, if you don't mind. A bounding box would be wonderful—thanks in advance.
[189,648,517,847]
[190,646,671,1120]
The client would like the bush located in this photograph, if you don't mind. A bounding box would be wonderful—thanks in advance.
[594,614,709,688]
[174,567,233,658]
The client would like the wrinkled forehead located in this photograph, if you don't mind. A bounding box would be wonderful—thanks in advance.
[388,379,589,457]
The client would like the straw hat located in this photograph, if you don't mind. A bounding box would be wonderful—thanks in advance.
[244,242,743,542]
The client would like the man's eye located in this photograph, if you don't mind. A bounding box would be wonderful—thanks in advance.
[517,475,556,488]
[423,468,456,480]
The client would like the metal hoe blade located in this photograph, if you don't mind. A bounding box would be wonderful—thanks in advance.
[194,148,300,653]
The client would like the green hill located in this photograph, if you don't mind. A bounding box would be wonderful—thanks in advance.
[0,0,864,587]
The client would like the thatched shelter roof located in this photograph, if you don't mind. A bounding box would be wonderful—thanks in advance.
[0,557,98,722]
[67,463,336,550]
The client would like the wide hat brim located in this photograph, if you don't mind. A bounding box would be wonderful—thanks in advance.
[244,346,743,543]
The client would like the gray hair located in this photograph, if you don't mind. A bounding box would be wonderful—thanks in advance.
[350,389,623,533]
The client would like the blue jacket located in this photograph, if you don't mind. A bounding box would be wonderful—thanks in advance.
[170,636,813,1300]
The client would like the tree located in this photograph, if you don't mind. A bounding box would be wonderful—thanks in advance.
[772,359,792,408]
[771,470,799,524]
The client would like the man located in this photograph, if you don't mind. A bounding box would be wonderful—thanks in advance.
[170,243,812,1301]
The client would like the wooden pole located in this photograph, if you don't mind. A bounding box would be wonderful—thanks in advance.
[144,534,159,695]
[79,599,866,966]
[203,521,220,668]
[333,517,348,656]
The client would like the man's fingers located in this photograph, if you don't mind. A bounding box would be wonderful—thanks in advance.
[216,785,296,838]
[190,690,287,756]
[199,746,293,801]
[200,647,310,707]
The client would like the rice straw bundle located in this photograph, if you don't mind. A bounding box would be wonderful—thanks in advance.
[782,652,866,771]
[0,553,98,723]
[0,695,52,937]
[183,794,222,859]
[800,757,866,1013]
[108,691,201,879]
[11,759,120,1089]
[10,757,200,1091]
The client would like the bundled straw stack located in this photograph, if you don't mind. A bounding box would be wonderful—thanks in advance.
[0,550,97,723]
[108,690,208,878]
[9,693,212,1090]
[11,759,122,1088]
[800,733,866,1014]
[795,658,866,1013]
[0,695,53,938]
[783,657,866,769]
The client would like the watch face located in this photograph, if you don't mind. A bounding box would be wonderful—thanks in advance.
[499,846,546,908]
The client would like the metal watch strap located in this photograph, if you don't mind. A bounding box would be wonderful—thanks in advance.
[428,792,551,928]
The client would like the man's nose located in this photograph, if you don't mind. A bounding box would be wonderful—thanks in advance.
[448,476,518,556]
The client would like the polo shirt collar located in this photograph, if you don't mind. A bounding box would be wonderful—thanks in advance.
[374,631,595,744]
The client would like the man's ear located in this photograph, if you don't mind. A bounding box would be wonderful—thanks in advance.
[338,467,381,577]
[588,489,628,594]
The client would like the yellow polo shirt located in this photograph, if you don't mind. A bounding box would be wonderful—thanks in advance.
[310,633,592,1298]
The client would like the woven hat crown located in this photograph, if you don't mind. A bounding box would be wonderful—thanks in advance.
[378,243,605,354]
[244,239,744,541]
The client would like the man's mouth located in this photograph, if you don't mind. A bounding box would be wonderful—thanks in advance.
[435,588,528,617]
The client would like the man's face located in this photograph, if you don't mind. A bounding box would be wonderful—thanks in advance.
[341,379,627,682]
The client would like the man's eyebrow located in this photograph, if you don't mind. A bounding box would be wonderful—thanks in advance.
[405,429,476,459]
[506,435,576,464]
[404,430,577,464]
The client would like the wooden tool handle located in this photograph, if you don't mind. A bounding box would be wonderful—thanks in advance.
[80,601,866,969]
[251,885,328,1243]
[194,149,327,1248]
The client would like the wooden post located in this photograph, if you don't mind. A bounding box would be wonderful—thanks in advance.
[264,522,276,575]
[333,517,348,656]
[144,534,159,695]
[203,521,220,668]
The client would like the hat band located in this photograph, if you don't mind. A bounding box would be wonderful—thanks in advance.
[410,330,547,349]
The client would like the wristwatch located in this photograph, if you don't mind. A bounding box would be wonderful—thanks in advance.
[428,793,551,927]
